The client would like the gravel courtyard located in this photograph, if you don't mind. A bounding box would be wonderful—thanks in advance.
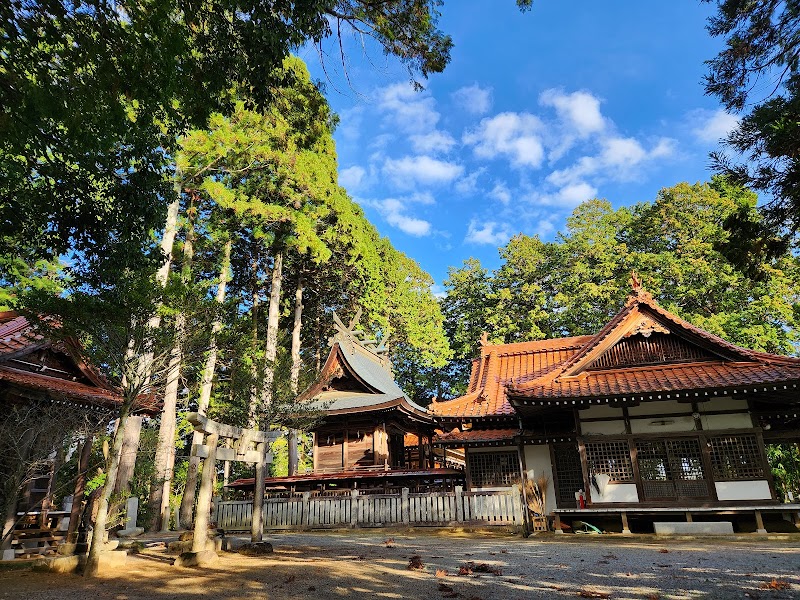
[1,531,799,599]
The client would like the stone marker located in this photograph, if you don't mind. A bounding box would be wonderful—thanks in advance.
[117,497,144,537]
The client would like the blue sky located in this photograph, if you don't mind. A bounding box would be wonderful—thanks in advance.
[300,2,736,292]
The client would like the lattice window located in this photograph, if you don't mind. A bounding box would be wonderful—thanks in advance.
[468,451,519,488]
[709,435,764,480]
[584,440,634,482]
[553,444,584,507]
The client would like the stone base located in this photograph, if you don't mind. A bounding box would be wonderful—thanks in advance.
[237,542,274,556]
[167,540,194,554]
[2,548,17,561]
[174,550,219,568]
[33,555,80,574]
[117,527,144,538]
[654,521,734,535]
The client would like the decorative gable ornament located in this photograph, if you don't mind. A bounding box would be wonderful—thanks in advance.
[623,314,670,339]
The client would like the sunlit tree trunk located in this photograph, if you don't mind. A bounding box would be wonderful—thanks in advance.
[248,252,261,429]
[178,238,231,526]
[148,205,194,531]
[84,398,132,577]
[288,276,303,475]
[259,251,283,412]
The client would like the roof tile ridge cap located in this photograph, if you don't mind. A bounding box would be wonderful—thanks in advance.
[482,349,501,398]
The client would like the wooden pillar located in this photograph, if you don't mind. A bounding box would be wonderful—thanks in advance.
[312,432,318,473]
[754,510,767,534]
[67,436,93,544]
[553,512,563,534]
[343,429,349,470]
[417,428,424,469]
[685,511,693,523]
[621,511,631,535]
[192,432,219,553]
[251,441,266,543]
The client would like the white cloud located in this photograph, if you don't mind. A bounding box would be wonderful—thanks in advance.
[540,89,606,137]
[410,130,457,154]
[359,193,436,237]
[489,181,512,204]
[452,84,493,115]
[455,168,486,195]
[378,198,432,236]
[430,284,447,299]
[465,219,513,246]
[382,155,464,187]
[554,182,598,205]
[463,112,545,168]
[691,108,740,143]
[339,165,366,190]
[548,135,677,187]
[377,83,440,133]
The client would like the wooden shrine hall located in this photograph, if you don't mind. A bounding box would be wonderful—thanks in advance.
[228,312,463,495]
[432,279,800,534]
[0,311,155,559]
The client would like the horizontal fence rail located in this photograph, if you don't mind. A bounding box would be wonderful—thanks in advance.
[215,486,524,531]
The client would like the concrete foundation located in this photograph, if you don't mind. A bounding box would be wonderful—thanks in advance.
[654,521,734,535]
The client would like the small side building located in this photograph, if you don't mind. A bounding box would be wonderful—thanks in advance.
[229,314,464,495]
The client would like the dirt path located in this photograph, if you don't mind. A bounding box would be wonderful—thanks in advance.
[1,531,799,599]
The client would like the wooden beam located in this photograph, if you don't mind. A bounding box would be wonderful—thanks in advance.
[191,444,268,464]
[186,412,279,443]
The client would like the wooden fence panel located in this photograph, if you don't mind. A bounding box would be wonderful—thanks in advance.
[216,486,524,531]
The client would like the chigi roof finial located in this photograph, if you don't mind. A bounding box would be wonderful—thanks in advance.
[629,270,642,293]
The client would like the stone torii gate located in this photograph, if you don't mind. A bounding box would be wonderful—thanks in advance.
[187,413,280,552]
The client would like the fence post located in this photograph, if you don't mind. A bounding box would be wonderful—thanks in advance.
[302,492,311,529]
[401,488,410,525]
[454,486,464,523]
[350,489,359,528]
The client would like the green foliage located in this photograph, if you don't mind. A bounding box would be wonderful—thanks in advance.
[0,0,458,285]
[767,444,800,503]
[441,180,800,394]
[704,0,800,236]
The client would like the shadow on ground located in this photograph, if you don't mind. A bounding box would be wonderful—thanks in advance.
[1,531,799,599]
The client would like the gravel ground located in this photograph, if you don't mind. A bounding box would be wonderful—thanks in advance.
[1,530,800,599]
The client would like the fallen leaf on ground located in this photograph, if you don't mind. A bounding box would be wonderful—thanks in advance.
[578,591,610,599]
[457,562,502,576]
[408,555,424,570]
[284,575,295,583]
[436,569,448,578]
[760,579,791,590]
[384,538,396,548]
[659,549,669,554]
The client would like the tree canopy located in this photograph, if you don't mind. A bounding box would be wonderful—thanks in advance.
[704,0,800,237]
[441,179,800,396]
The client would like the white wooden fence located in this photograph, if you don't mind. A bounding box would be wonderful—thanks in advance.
[214,486,525,531]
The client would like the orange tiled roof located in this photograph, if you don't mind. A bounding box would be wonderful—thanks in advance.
[0,312,147,411]
[431,336,590,418]
[434,428,519,444]
[514,361,800,400]
[0,311,44,356]
[433,290,800,417]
